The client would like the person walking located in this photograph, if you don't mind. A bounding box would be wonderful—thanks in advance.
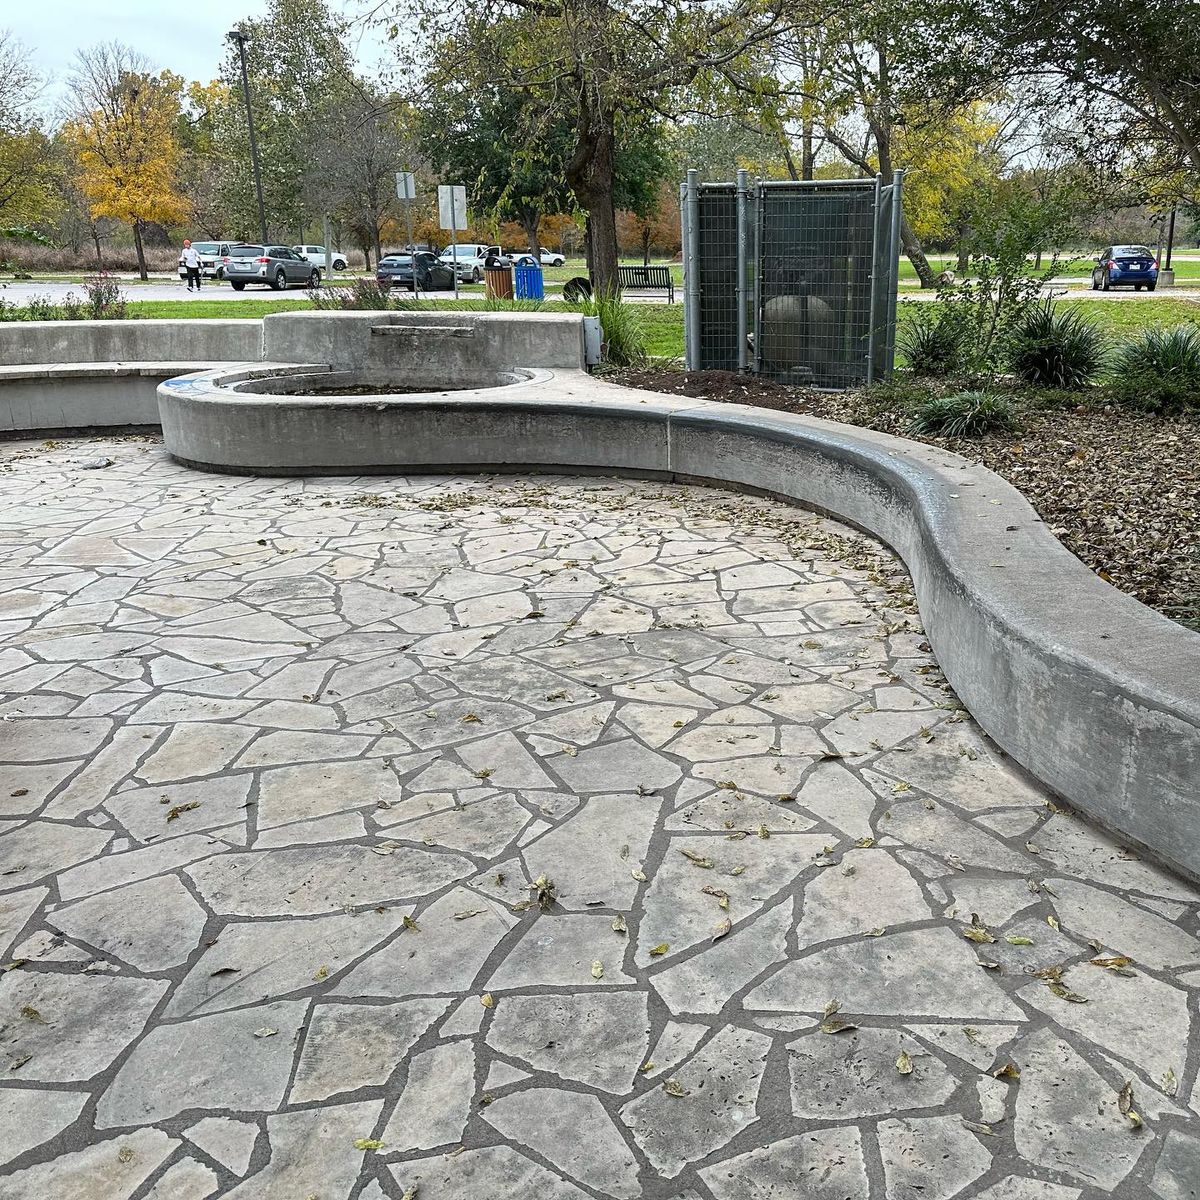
[182,239,202,292]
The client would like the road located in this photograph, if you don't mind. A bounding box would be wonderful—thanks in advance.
[2,279,1199,306]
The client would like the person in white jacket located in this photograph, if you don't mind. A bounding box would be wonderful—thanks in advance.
[182,240,201,291]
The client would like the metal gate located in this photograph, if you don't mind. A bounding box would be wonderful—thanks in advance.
[682,169,903,387]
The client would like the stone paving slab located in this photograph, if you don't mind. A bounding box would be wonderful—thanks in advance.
[0,435,1197,1198]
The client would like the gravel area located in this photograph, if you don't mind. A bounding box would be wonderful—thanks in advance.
[613,368,1200,631]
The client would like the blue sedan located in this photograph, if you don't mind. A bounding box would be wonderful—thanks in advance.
[1091,245,1159,292]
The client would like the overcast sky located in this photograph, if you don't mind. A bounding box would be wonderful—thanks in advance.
[9,1,391,114]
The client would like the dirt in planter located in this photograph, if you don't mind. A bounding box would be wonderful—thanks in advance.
[611,367,1200,631]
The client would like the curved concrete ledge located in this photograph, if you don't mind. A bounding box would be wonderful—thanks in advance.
[157,367,1200,882]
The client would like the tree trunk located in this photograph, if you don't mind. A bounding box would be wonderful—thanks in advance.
[372,223,382,266]
[899,215,935,288]
[567,111,619,294]
[521,208,541,258]
[91,227,103,265]
[133,220,148,281]
[801,114,815,180]
[642,226,651,267]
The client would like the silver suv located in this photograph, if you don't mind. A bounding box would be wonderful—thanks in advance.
[224,245,322,291]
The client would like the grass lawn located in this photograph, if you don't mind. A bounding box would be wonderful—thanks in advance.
[122,294,1197,363]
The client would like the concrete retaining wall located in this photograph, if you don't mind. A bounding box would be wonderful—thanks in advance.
[158,371,1200,883]
[0,320,263,366]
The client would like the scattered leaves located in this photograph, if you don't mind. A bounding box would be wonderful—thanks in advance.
[1118,1080,1143,1131]
[701,885,730,910]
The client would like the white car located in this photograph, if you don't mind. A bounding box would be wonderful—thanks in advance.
[439,243,501,282]
[540,249,565,267]
[293,245,348,271]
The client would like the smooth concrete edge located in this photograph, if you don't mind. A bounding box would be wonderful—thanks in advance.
[155,370,1200,883]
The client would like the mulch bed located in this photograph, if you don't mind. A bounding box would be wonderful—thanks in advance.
[612,368,1200,630]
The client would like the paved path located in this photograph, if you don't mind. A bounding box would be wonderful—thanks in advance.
[0,436,1197,1199]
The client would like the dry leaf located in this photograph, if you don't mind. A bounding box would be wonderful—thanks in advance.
[1005,935,1035,946]
[819,1017,857,1034]
[165,800,200,822]
[712,918,732,942]
[480,992,495,1009]
[612,914,628,935]
[680,849,715,869]
[252,1027,278,1038]
[649,943,670,957]
[19,1005,47,1024]
[117,1146,135,1164]
[313,964,329,981]
[993,1061,1021,1080]
[663,1078,689,1097]
[453,910,485,921]
[896,1049,913,1075]
[402,915,420,932]
[1046,914,1060,930]
[631,867,647,882]
[354,1138,385,1151]
[701,885,730,910]
[591,960,604,979]
[962,1119,997,1137]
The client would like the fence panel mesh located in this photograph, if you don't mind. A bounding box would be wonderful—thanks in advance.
[695,187,740,372]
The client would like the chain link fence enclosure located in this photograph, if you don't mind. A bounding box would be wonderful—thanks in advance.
[682,170,903,387]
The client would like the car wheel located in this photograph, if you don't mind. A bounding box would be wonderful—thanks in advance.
[272,268,287,290]
[1134,283,1142,291]
[308,270,321,288]
[230,282,246,291]
[1101,274,1111,291]
[1147,281,1157,292]
[333,258,346,271]
[471,267,482,283]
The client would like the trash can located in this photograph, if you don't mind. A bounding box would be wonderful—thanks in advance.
[484,264,514,300]
[514,260,544,301]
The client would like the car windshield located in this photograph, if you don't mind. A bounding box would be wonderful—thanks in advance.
[441,247,472,258]
[193,243,218,254]
[1114,246,1153,257]
[231,245,264,257]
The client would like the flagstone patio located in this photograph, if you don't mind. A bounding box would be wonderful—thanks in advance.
[0,434,1197,1199]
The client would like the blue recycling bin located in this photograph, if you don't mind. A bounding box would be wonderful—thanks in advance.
[514,260,544,301]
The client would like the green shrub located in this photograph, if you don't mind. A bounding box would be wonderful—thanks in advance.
[309,278,394,310]
[1006,301,1105,389]
[908,389,1017,438]
[899,311,963,376]
[577,291,647,366]
[1108,325,1200,410]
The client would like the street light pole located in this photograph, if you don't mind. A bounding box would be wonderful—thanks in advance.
[228,28,268,245]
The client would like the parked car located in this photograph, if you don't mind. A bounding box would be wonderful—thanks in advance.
[223,245,322,291]
[293,244,348,271]
[540,248,565,267]
[1091,245,1159,291]
[176,240,238,281]
[376,251,456,291]
[438,243,502,282]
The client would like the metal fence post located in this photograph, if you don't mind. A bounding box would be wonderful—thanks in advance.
[684,169,701,370]
[865,173,883,384]
[884,170,905,378]
[753,181,764,375]
[735,168,749,372]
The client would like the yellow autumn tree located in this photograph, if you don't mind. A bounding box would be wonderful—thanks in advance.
[65,45,188,279]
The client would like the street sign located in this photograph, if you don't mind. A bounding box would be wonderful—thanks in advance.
[438,184,468,231]
[395,171,416,201]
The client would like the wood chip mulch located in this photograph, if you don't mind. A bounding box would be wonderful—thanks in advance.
[612,368,1200,631]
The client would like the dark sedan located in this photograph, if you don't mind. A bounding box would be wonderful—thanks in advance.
[376,252,456,291]
[1091,245,1159,291]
